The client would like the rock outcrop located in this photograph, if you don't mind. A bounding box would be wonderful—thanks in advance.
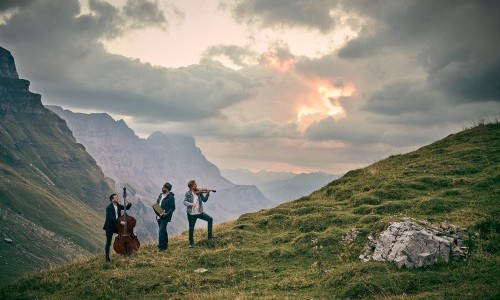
[0,47,46,118]
[359,220,468,268]
[0,47,19,79]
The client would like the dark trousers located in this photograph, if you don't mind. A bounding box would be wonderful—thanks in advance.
[157,218,169,250]
[187,212,213,244]
[105,230,114,257]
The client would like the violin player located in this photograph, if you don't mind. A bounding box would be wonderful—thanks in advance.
[156,182,175,252]
[183,180,215,248]
[103,193,131,262]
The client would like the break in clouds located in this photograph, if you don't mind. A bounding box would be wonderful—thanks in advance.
[0,0,499,172]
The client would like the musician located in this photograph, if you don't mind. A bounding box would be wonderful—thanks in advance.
[156,182,175,252]
[183,180,213,248]
[103,193,131,262]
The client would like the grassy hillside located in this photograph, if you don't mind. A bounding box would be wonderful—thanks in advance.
[1,123,499,299]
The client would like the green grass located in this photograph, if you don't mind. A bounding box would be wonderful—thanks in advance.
[1,123,499,299]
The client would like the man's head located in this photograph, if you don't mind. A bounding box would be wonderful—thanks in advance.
[109,193,118,203]
[162,182,172,193]
[188,180,197,190]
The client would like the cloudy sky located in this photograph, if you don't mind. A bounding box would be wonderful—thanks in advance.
[1,0,499,174]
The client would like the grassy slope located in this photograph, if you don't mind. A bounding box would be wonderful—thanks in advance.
[0,108,114,285]
[1,123,499,299]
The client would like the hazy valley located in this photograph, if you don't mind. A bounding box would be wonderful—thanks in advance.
[221,169,340,204]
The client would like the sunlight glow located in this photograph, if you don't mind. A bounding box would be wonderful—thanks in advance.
[297,82,355,132]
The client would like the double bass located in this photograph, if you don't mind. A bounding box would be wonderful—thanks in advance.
[113,187,140,255]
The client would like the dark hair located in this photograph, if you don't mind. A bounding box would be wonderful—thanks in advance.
[188,180,196,189]
[109,193,117,201]
[163,182,172,191]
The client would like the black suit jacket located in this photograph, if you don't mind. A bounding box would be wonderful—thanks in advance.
[103,202,132,233]
[157,192,175,222]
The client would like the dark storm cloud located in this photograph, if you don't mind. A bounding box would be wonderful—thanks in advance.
[201,44,258,67]
[362,81,435,116]
[0,0,260,122]
[0,0,164,46]
[123,0,168,30]
[0,0,33,12]
[294,53,358,84]
[221,0,340,33]
[428,60,500,103]
[338,0,500,104]
[88,0,125,38]
[40,50,258,121]
[305,116,445,147]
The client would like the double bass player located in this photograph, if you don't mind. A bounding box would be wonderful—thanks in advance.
[103,193,131,262]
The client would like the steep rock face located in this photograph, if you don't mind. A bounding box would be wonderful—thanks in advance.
[0,47,19,79]
[47,106,275,240]
[0,78,45,117]
[51,110,158,186]
[0,46,115,285]
[146,131,233,191]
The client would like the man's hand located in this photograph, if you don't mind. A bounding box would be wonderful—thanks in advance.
[161,212,166,217]
[120,221,126,225]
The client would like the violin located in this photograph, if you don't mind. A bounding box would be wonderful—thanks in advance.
[113,187,140,255]
[193,188,216,195]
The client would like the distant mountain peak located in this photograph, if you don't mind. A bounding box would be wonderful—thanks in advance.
[46,105,139,139]
[0,46,19,79]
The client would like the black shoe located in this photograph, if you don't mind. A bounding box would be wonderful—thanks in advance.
[105,257,111,263]
[189,243,194,248]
